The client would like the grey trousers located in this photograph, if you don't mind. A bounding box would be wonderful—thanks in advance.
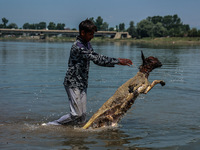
[48,86,87,125]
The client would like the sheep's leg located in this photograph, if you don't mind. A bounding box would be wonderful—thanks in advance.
[144,80,165,94]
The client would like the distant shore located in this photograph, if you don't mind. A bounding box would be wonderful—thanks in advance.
[1,36,200,45]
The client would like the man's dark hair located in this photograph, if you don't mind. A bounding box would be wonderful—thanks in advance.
[79,19,97,34]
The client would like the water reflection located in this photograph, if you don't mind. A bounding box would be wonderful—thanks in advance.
[96,129,130,147]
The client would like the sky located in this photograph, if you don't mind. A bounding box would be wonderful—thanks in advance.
[0,0,200,29]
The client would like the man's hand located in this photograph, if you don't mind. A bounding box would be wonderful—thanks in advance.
[118,58,133,66]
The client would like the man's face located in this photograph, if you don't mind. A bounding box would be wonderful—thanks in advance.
[81,30,94,42]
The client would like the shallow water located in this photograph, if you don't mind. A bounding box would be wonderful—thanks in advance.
[0,41,200,149]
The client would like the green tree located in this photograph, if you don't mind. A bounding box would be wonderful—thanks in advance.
[38,22,46,29]
[137,19,154,38]
[48,22,56,30]
[2,17,8,28]
[152,22,167,37]
[162,15,173,30]
[147,16,163,24]
[170,15,182,36]
[23,23,30,29]
[119,23,125,32]
[188,28,198,37]
[172,14,181,27]
[95,16,103,31]
[198,30,200,37]
[162,14,183,36]
[127,21,136,37]
[109,27,114,31]
[102,22,109,31]
[115,25,119,32]
[7,23,18,29]
[35,23,39,29]
[56,23,65,30]
[146,14,190,37]
[89,17,95,23]
[91,16,110,31]
[180,24,190,36]
[30,24,37,29]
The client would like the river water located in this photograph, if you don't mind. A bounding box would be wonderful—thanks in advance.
[0,40,200,149]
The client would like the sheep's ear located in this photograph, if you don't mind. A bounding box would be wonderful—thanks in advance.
[141,51,145,65]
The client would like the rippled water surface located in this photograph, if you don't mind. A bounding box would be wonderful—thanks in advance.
[0,41,200,149]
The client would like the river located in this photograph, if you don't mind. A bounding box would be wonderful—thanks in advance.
[0,40,200,149]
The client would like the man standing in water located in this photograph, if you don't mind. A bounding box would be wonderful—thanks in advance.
[46,19,133,126]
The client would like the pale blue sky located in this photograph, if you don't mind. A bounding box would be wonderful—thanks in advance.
[0,0,200,29]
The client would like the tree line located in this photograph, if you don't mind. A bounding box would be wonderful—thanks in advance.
[1,15,200,38]
[0,17,67,30]
[133,15,199,38]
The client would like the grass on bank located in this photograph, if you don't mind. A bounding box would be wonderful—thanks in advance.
[114,37,200,45]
